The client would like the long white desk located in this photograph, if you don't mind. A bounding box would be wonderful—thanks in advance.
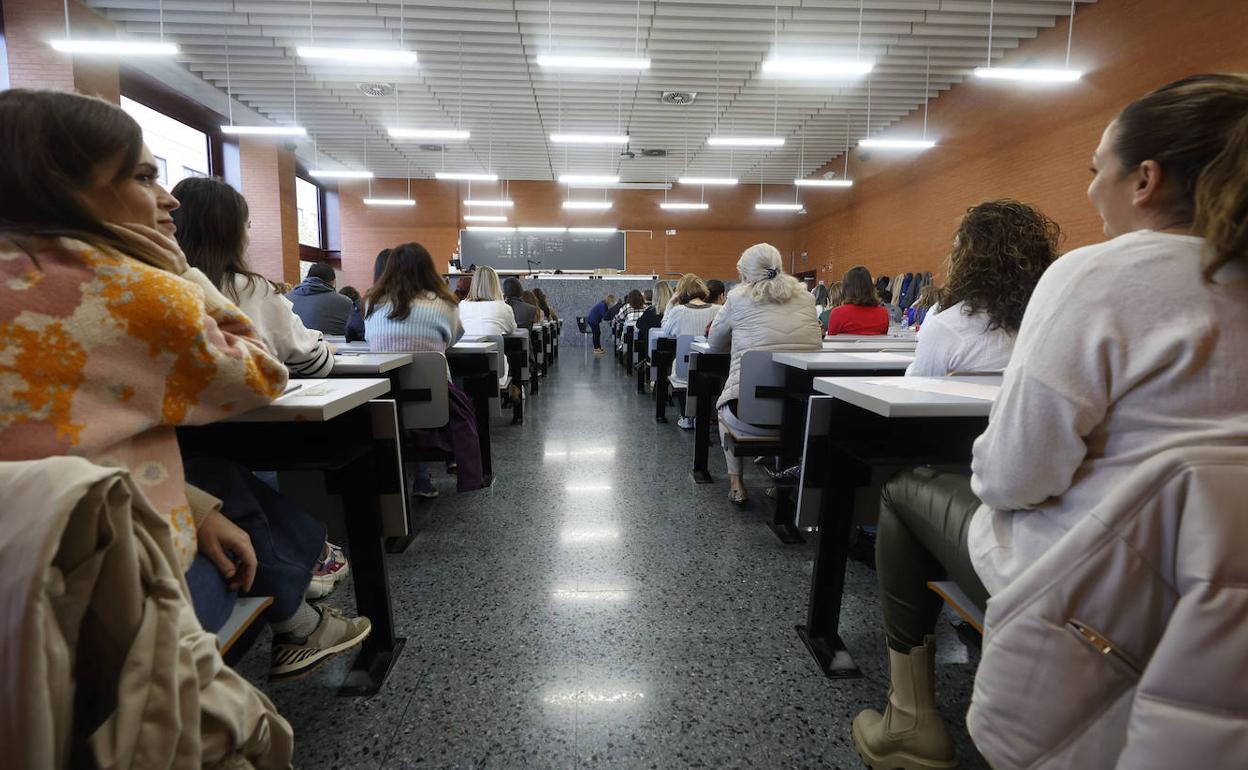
[330,352,414,375]
[691,339,915,355]
[229,378,390,422]
[812,375,1000,417]
[773,351,915,371]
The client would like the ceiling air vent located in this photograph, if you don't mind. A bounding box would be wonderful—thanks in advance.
[357,82,395,97]
[660,91,696,105]
[641,148,667,158]
[418,144,445,152]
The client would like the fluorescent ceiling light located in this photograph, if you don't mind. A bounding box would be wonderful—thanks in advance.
[518,226,567,232]
[436,171,498,182]
[297,46,416,65]
[363,198,416,206]
[660,202,709,210]
[221,125,307,136]
[568,227,619,233]
[858,138,937,150]
[563,200,613,210]
[794,179,853,188]
[389,128,470,140]
[708,136,785,147]
[463,199,514,207]
[464,214,507,222]
[466,226,516,232]
[755,203,804,211]
[308,169,374,179]
[678,176,738,186]
[537,55,650,71]
[763,58,874,78]
[550,133,630,145]
[50,39,178,56]
[558,174,620,185]
[974,67,1082,83]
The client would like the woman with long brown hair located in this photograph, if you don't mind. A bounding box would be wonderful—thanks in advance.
[0,89,294,764]
[853,74,1248,770]
[905,200,1060,376]
[826,265,889,335]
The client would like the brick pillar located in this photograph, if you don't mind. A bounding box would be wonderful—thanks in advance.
[3,0,121,102]
[239,137,300,284]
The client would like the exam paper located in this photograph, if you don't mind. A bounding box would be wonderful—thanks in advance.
[864,377,1001,401]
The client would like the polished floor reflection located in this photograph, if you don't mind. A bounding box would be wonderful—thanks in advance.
[237,354,990,768]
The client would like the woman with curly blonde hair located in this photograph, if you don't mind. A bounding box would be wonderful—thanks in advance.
[906,200,1060,376]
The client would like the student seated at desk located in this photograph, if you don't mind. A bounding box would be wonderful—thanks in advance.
[502,277,539,329]
[459,266,520,398]
[851,74,1248,770]
[365,242,485,494]
[172,177,334,378]
[618,289,646,329]
[663,274,721,429]
[825,265,889,335]
[340,284,367,342]
[706,278,727,307]
[903,284,940,328]
[817,281,844,328]
[707,244,823,504]
[0,89,307,763]
[522,289,546,324]
[905,201,1058,378]
[532,287,559,321]
[634,279,673,364]
[287,261,355,336]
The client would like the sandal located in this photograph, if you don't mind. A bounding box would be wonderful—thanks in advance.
[727,488,747,506]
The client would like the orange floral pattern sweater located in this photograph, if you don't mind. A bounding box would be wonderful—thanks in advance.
[0,235,288,567]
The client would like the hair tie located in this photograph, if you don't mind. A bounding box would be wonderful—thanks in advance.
[764,267,779,279]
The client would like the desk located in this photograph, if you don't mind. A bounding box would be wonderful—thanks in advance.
[447,342,499,480]
[768,353,915,544]
[794,376,998,679]
[330,352,414,375]
[692,339,916,355]
[179,378,405,696]
[688,350,730,483]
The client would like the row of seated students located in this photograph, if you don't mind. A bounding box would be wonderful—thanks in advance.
[620,74,1248,769]
[0,87,558,765]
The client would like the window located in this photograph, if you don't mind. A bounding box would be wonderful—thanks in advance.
[296,177,322,248]
[120,96,209,189]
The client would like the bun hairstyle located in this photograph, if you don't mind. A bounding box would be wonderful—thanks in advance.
[735,243,803,303]
[1113,73,1248,277]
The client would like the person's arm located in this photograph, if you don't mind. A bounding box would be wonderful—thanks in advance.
[449,304,465,345]
[501,303,517,334]
[706,296,733,352]
[660,306,679,336]
[904,315,954,377]
[245,280,334,377]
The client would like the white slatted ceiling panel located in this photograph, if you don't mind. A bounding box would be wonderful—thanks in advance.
[85,0,1094,183]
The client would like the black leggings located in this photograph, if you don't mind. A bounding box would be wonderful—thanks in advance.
[876,467,990,653]
[591,322,602,348]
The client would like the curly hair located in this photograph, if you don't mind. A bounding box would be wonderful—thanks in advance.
[941,200,1061,333]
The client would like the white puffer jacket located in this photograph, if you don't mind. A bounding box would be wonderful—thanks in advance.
[967,445,1248,770]
[706,284,823,409]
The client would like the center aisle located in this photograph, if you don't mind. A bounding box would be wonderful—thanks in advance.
[242,352,988,768]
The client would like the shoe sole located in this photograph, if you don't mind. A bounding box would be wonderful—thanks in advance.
[851,719,959,770]
[269,622,373,683]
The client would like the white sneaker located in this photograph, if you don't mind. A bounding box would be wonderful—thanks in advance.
[677,416,694,429]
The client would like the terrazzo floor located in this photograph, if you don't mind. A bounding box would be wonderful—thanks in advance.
[236,350,991,769]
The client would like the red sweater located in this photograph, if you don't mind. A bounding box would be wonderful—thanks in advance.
[826,304,890,335]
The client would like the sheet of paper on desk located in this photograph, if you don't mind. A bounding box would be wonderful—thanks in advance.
[841,352,915,362]
[279,385,333,399]
[865,378,1001,400]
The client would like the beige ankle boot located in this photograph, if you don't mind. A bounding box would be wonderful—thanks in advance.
[852,635,958,770]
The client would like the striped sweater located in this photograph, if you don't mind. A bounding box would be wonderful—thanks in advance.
[365,292,464,354]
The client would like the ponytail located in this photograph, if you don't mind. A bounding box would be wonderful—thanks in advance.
[1195,112,1248,279]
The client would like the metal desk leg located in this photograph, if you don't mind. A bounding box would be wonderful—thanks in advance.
[337,433,406,695]
[769,369,812,544]
[691,367,714,484]
[466,373,494,480]
[654,351,671,423]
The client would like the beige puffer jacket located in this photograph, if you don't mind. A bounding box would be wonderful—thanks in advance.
[706,285,823,409]
[967,446,1248,770]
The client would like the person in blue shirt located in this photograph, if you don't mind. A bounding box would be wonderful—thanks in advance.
[585,293,615,354]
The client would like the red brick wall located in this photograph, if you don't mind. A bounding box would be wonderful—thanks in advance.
[796,0,1248,286]
[338,178,800,291]
[3,0,119,102]
[240,138,300,283]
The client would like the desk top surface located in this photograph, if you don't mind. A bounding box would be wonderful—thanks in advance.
[329,352,413,374]
[229,378,391,423]
[773,351,915,370]
[447,341,499,354]
[812,375,1001,418]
